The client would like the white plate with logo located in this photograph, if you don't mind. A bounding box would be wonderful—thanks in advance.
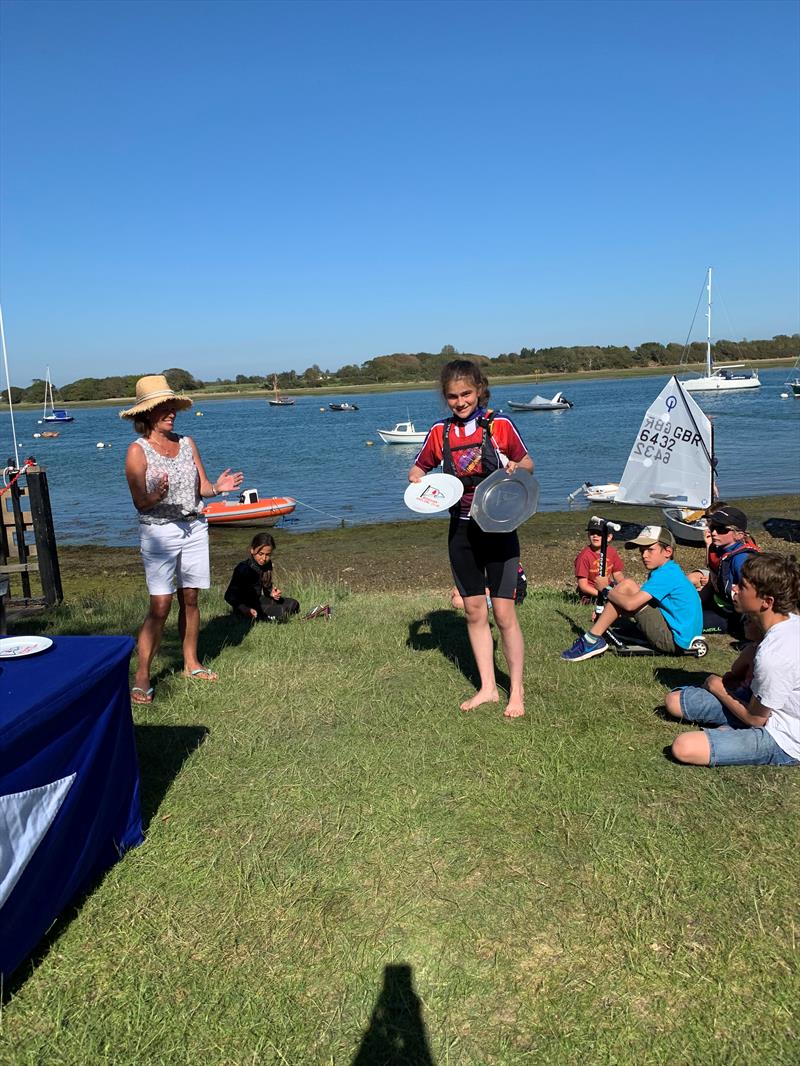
[404,473,464,514]
[0,636,54,659]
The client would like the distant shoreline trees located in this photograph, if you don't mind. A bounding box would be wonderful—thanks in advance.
[3,336,796,403]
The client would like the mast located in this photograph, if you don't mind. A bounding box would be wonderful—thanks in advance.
[43,366,51,418]
[705,267,713,377]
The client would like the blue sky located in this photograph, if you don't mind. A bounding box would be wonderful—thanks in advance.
[1,0,798,386]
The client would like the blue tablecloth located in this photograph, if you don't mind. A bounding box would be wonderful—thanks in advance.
[0,635,143,978]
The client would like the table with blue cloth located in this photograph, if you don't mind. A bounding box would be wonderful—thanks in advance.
[0,635,143,979]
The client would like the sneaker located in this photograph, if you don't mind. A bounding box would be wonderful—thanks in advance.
[560,635,608,662]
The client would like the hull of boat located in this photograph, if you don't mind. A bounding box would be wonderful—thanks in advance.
[662,507,708,545]
[507,401,572,411]
[205,497,296,527]
[683,375,760,392]
[584,483,620,503]
[788,380,800,397]
[268,399,295,406]
[43,414,74,422]
[330,404,359,411]
[377,429,427,444]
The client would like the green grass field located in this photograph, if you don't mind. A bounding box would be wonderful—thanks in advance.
[4,511,799,1064]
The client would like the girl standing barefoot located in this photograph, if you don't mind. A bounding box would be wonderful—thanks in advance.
[408,359,534,717]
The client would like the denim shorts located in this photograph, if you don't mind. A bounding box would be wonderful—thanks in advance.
[676,687,799,767]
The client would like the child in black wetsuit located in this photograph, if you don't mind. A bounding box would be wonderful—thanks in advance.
[224,532,300,622]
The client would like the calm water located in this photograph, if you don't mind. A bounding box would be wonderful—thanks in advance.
[6,368,798,546]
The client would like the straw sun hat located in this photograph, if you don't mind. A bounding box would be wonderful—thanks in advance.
[119,375,193,420]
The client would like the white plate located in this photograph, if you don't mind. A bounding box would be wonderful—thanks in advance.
[470,468,540,533]
[0,635,54,659]
[404,473,464,514]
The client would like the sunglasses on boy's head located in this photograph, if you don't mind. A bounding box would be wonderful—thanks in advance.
[709,522,731,533]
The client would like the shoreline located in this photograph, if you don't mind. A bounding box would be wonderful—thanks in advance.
[5,357,796,411]
[54,492,800,598]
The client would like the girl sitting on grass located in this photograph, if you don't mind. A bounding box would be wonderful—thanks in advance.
[224,532,300,623]
[409,358,534,718]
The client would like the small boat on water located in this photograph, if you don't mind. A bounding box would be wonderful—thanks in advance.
[569,482,620,504]
[507,391,573,412]
[376,420,427,445]
[784,357,800,398]
[205,489,296,528]
[329,402,359,411]
[41,431,60,438]
[681,268,760,393]
[268,374,295,407]
[40,366,74,423]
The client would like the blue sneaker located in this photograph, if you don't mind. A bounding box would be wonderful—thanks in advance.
[561,635,608,662]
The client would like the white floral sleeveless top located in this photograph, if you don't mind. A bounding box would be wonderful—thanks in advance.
[135,435,204,525]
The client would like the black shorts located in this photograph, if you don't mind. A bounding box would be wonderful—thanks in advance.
[448,516,520,600]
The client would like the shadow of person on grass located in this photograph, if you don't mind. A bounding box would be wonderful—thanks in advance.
[654,666,709,691]
[407,609,509,695]
[351,963,436,1066]
[2,723,208,1001]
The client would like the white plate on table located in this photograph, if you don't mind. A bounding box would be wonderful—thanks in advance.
[0,636,54,659]
[404,473,464,514]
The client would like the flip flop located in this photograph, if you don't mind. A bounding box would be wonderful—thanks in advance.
[131,686,154,705]
[184,667,218,682]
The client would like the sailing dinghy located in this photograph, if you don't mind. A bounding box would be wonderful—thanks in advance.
[615,376,714,544]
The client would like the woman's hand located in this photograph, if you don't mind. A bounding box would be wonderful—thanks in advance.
[215,469,244,494]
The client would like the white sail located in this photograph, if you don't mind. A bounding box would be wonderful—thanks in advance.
[616,377,713,508]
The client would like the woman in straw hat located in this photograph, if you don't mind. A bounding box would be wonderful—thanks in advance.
[122,375,243,703]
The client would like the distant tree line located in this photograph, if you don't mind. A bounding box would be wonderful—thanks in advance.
[3,337,796,403]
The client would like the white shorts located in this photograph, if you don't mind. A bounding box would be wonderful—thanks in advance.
[138,518,210,595]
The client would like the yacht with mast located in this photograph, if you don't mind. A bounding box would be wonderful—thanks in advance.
[681,268,760,392]
[40,366,74,423]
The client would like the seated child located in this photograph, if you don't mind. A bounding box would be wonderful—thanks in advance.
[664,553,800,767]
[574,519,624,605]
[560,525,702,661]
[224,532,300,622]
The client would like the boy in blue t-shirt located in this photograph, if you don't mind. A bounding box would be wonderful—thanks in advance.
[561,525,702,661]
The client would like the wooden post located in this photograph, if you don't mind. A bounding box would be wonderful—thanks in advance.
[26,467,63,607]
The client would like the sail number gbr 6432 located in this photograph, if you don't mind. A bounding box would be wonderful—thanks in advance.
[634,415,703,466]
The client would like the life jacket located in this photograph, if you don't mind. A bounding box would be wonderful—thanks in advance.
[713,540,761,610]
[441,411,500,490]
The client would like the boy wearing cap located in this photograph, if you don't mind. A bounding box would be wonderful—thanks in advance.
[699,505,759,637]
[574,520,624,605]
[561,525,702,661]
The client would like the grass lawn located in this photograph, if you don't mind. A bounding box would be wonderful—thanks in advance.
[3,504,799,1064]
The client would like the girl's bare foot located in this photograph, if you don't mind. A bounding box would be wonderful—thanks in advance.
[460,688,500,712]
[503,694,525,719]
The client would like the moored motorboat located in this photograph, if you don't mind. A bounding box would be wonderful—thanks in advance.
[507,391,573,411]
[376,420,427,445]
[205,489,296,527]
[329,402,359,411]
[568,481,620,503]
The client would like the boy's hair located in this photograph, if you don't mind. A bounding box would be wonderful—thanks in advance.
[439,359,490,407]
[250,532,276,551]
[741,553,800,614]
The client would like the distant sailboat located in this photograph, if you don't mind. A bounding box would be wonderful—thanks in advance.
[40,367,74,423]
[681,268,760,393]
[267,374,295,406]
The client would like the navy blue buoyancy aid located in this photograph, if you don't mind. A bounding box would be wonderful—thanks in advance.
[441,411,500,490]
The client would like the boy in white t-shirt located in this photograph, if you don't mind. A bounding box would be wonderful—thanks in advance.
[664,554,800,767]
